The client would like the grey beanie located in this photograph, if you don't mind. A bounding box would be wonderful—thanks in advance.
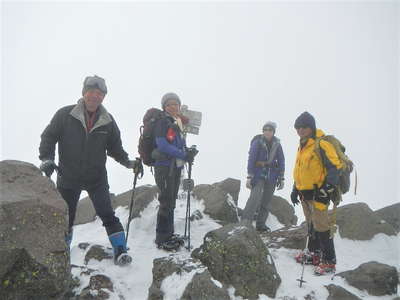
[262,121,277,132]
[161,92,181,109]
[82,75,107,95]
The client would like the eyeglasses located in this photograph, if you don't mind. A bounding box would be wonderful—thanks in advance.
[84,76,107,94]
[165,102,180,107]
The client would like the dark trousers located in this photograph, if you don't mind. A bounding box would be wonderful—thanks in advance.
[58,183,123,236]
[154,165,181,244]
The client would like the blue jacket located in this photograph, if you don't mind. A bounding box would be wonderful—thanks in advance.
[247,135,285,186]
[153,114,186,167]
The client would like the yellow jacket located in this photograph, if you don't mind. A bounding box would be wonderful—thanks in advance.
[293,129,342,191]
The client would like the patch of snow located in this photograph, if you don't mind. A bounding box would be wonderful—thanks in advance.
[211,277,223,288]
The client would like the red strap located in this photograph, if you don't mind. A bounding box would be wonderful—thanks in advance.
[166,128,176,142]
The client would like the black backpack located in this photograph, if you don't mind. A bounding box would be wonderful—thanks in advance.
[138,108,165,166]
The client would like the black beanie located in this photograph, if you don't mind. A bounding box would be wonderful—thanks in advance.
[294,111,316,131]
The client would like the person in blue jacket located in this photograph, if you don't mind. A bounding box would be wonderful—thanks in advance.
[151,93,197,251]
[242,121,285,232]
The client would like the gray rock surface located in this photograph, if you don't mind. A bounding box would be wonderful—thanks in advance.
[192,222,281,299]
[78,274,114,299]
[75,185,158,225]
[325,284,362,300]
[337,261,398,296]
[192,183,239,225]
[374,202,400,233]
[181,270,230,300]
[0,160,70,300]
[269,196,298,226]
[334,203,396,240]
[211,178,241,206]
[264,224,307,250]
[147,256,200,300]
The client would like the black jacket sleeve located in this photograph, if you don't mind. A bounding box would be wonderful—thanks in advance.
[106,115,130,166]
[39,108,65,161]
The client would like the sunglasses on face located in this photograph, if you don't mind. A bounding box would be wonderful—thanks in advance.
[295,125,309,130]
[263,128,274,132]
[84,76,107,94]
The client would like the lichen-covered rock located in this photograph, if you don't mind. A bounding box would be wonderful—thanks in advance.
[147,256,200,300]
[79,274,114,299]
[181,270,230,300]
[0,160,70,300]
[192,222,281,299]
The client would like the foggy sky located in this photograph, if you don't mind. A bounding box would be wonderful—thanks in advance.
[1,1,399,214]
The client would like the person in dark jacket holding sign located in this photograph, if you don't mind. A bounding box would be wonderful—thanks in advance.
[39,75,138,266]
[151,92,197,251]
[242,121,285,232]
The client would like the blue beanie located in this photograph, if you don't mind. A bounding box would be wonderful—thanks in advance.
[294,111,316,131]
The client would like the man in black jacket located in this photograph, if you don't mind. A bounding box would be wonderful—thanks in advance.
[39,75,137,266]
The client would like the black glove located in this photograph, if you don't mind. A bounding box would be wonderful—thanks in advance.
[182,179,194,191]
[125,159,144,177]
[40,160,57,177]
[276,177,285,190]
[290,186,300,206]
[185,146,199,164]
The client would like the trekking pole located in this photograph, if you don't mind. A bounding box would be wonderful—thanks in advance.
[184,160,193,251]
[297,232,310,287]
[125,158,143,244]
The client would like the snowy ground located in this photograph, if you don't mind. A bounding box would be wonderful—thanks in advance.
[70,193,400,300]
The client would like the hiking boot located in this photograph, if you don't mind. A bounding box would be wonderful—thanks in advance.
[256,225,271,233]
[170,234,186,246]
[157,239,182,252]
[295,250,321,266]
[314,262,336,275]
[109,231,132,266]
[114,246,133,266]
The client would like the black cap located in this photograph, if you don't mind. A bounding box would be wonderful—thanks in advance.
[294,111,316,131]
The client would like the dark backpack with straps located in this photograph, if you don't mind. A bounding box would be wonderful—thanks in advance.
[138,108,165,166]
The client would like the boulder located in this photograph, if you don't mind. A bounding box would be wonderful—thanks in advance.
[0,160,70,300]
[75,185,158,225]
[181,270,230,300]
[78,274,114,299]
[112,185,159,219]
[84,245,113,265]
[269,196,298,226]
[334,203,396,240]
[265,224,307,250]
[337,261,398,296]
[374,203,400,233]
[192,184,239,225]
[212,178,241,206]
[325,284,362,300]
[147,256,200,300]
[192,222,281,299]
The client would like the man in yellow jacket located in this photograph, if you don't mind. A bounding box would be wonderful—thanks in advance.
[291,111,342,276]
